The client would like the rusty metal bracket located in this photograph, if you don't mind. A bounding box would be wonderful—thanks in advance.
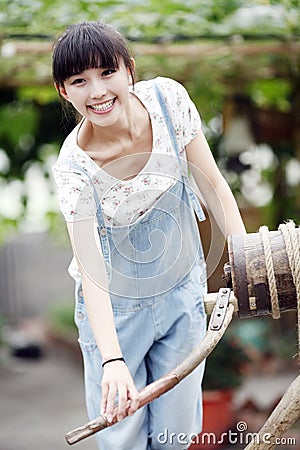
[209,288,231,331]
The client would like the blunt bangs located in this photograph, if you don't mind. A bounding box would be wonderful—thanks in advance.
[52,21,132,86]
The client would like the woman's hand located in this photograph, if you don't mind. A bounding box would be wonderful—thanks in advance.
[101,360,140,423]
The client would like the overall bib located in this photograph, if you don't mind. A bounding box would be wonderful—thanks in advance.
[69,84,207,450]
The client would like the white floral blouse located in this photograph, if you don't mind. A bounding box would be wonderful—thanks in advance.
[52,77,201,227]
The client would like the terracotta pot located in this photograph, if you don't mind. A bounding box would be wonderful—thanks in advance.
[189,390,233,449]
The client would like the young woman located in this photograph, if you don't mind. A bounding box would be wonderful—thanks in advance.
[52,20,246,450]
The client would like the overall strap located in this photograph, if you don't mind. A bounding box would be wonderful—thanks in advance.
[152,83,182,162]
[152,81,205,223]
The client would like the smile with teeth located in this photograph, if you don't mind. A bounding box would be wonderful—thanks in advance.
[89,98,115,112]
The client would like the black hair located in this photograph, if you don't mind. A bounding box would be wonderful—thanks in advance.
[52,21,135,87]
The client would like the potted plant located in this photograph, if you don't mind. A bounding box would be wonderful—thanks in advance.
[190,334,250,449]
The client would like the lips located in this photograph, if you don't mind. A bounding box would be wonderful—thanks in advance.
[89,98,115,112]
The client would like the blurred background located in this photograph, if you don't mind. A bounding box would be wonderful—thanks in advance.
[0,1,299,449]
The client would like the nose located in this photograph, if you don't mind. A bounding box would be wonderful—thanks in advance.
[90,80,107,99]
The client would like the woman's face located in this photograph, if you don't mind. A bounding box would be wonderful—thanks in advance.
[58,58,133,129]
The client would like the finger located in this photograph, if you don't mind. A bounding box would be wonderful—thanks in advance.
[127,386,140,416]
[117,384,127,421]
[101,382,109,416]
[105,384,117,423]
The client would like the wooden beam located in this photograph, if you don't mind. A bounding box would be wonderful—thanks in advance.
[132,41,300,58]
[1,39,300,59]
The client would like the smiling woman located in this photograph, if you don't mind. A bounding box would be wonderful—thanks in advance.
[51,20,245,450]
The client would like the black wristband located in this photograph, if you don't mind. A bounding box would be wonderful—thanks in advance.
[102,357,125,368]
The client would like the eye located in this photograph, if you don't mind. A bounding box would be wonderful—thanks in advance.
[102,69,116,77]
[70,78,85,85]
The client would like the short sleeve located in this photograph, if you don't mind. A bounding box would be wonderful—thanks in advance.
[52,162,96,222]
[156,77,202,147]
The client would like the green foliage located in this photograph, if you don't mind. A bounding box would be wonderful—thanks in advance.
[0,217,18,246]
[0,90,72,240]
[203,334,250,390]
[0,0,299,241]
[1,0,299,38]
[18,86,58,105]
[247,78,292,111]
[48,301,76,335]
[0,90,67,176]
[0,102,38,150]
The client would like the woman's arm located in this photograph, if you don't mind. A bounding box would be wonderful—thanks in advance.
[67,220,139,422]
[186,129,246,237]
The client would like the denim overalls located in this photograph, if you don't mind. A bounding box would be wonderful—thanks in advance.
[68,83,207,450]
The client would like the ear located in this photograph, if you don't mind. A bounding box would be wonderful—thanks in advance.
[54,82,71,102]
[130,58,136,72]
[128,58,136,85]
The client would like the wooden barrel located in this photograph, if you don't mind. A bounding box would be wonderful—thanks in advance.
[227,228,299,319]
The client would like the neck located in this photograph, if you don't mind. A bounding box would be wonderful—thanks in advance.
[78,93,151,165]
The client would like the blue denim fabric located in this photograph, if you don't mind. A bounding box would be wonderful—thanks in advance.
[73,174,208,450]
[75,264,206,450]
[97,178,205,299]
